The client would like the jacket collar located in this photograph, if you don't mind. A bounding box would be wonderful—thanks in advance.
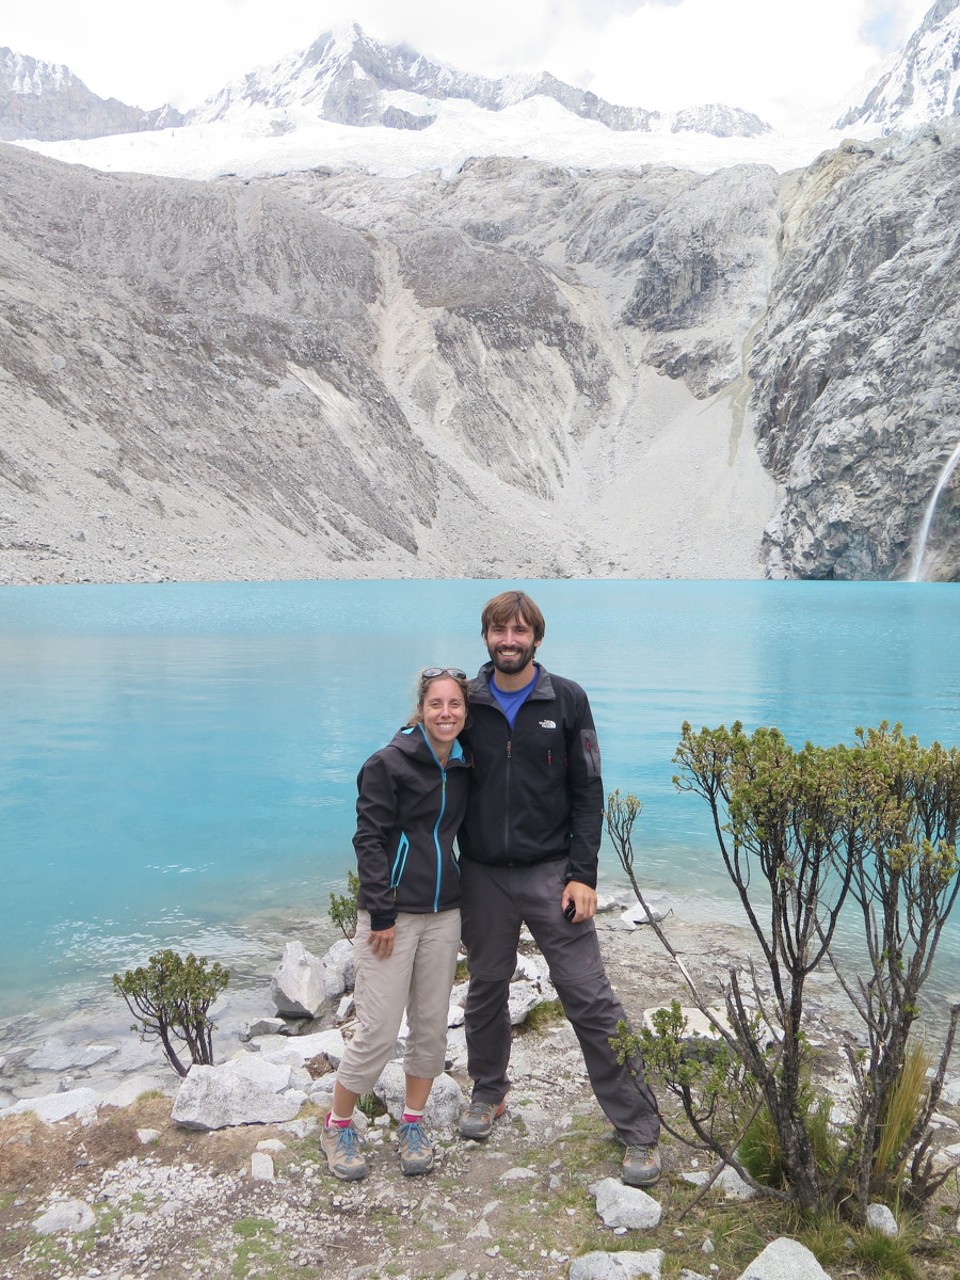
[393,723,467,767]
[470,661,554,706]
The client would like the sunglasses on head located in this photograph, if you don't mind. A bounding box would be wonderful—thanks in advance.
[420,667,467,680]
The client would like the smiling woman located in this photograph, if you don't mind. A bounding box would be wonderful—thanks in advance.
[320,663,471,1179]
[415,670,469,763]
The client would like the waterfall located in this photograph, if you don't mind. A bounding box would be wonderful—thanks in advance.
[908,438,960,581]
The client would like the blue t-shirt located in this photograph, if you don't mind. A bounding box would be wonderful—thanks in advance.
[489,669,539,728]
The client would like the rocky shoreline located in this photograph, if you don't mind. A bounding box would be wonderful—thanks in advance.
[2,896,960,1280]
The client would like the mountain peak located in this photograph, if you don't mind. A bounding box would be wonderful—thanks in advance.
[835,0,960,132]
[0,46,182,141]
[185,22,769,139]
[1,47,82,96]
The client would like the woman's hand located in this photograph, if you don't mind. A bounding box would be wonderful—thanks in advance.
[367,926,396,959]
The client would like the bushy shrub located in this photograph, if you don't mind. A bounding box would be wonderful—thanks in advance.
[113,948,229,1077]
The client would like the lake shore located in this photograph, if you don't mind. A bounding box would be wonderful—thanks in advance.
[3,887,959,1113]
[3,903,960,1280]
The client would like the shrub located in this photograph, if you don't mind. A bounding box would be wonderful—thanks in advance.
[606,721,960,1220]
[329,870,360,940]
[113,948,229,1077]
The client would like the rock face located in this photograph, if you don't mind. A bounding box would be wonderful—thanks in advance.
[3,116,960,583]
[0,142,780,583]
[749,128,960,580]
[0,47,180,142]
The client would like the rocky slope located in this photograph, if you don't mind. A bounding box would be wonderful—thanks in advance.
[0,141,780,584]
[4,116,960,585]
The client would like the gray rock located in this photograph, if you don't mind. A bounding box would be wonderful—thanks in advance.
[569,1250,665,1279]
[33,1198,96,1235]
[514,953,546,982]
[619,903,666,927]
[373,1062,465,1130]
[98,1072,174,1110]
[251,1027,346,1067]
[25,1037,118,1071]
[336,995,355,1021]
[240,1017,287,1041]
[171,1062,306,1130]
[508,981,546,1025]
[865,1203,898,1237]
[321,938,356,998]
[735,1236,832,1279]
[592,1177,663,1230]
[270,941,326,1018]
[223,1053,294,1091]
[508,975,558,1025]
[683,1164,758,1200]
[7,1087,99,1124]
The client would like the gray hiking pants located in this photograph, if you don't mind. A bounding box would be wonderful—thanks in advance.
[460,855,660,1146]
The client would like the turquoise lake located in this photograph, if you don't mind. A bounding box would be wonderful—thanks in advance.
[2,578,960,1025]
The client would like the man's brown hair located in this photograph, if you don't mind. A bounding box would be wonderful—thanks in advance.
[480,591,546,643]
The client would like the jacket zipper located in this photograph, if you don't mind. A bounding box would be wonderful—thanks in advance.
[432,769,447,912]
[503,736,512,857]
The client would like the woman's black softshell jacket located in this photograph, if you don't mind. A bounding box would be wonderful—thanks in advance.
[353,724,471,931]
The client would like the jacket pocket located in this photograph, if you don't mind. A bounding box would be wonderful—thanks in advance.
[390,832,410,890]
[580,729,601,779]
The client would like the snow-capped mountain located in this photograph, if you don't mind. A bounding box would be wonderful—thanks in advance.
[1,22,768,151]
[0,46,181,142]
[835,0,960,132]
[187,22,770,139]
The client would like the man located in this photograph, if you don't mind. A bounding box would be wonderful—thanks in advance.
[457,590,661,1187]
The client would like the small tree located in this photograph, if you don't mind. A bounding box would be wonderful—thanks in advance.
[113,949,230,1078]
[607,721,960,1220]
[329,870,360,940]
[839,724,960,1209]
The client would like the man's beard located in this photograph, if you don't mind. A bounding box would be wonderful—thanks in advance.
[488,640,537,674]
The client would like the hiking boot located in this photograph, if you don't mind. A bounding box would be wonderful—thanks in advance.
[397,1119,435,1175]
[320,1119,368,1181]
[458,1098,507,1140]
[622,1142,661,1187]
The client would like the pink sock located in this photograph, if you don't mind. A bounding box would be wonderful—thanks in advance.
[326,1111,353,1129]
[402,1109,425,1124]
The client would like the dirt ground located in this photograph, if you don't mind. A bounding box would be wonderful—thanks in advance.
[2,920,960,1280]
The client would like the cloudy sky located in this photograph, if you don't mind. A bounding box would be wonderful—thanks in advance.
[3,0,933,132]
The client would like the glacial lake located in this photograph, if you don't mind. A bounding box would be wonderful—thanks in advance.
[2,577,960,1027]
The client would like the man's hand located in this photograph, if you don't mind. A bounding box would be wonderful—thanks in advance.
[561,881,597,924]
[367,926,396,959]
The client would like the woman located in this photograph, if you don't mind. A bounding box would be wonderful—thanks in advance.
[320,667,471,1180]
